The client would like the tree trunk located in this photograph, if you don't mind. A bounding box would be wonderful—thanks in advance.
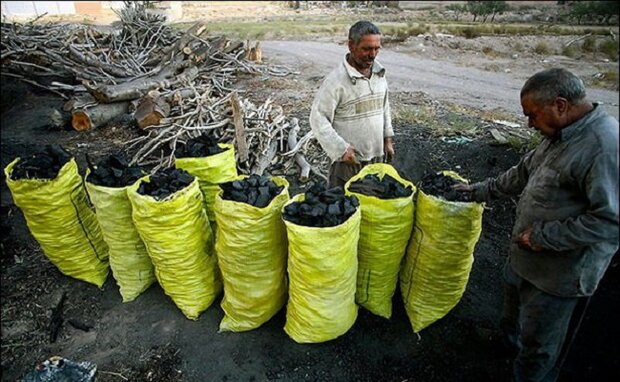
[134,93,171,129]
[71,102,130,131]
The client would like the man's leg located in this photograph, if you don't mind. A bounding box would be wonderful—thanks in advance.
[513,278,579,382]
[500,263,520,356]
[327,161,362,189]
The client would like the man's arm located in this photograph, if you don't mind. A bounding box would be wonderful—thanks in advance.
[466,148,536,203]
[383,87,395,161]
[309,82,350,162]
[530,150,619,251]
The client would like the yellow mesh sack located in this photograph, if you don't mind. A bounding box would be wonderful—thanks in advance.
[127,175,222,320]
[400,171,483,332]
[85,174,156,302]
[4,158,109,287]
[174,143,238,229]
[345,163,415,318]
[282,193,360,343]
[214,176,290,332]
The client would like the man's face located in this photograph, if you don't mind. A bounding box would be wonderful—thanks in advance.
[521,93,564,139]
[348,34,381,71]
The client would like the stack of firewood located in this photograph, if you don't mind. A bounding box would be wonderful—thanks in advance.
[1,2,328,181]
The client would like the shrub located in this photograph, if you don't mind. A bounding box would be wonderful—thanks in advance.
[534,42,551,55]
[561,46,579,58]
[461,27,480,39]
[581,35,596,52]
[598,39,619,61]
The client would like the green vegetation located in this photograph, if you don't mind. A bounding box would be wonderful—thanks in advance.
[533,42,552,55]
[599,39,619,61]
[563,1,619,25]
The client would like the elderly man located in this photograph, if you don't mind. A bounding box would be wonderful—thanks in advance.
[310,20,394,188]
[456,68,619,382]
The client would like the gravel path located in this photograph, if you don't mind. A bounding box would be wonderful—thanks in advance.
[263,40,619,119]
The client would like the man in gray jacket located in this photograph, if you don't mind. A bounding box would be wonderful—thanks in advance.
[456,68,619,381]
[310,20,394,188]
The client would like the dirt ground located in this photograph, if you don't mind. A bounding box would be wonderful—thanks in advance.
[2,4,619,382]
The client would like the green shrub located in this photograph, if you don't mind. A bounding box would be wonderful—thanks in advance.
[562,45,580,58]
[581,35,596,52]
[598,39,619,61]
[534,42,551,55]
[461,27,480,39]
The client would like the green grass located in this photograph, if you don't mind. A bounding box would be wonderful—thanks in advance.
[171,16,617,42]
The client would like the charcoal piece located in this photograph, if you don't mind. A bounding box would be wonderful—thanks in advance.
[419,172,473,202]
[137,168,194,200]
[348,173,413,199]
[87,153,144,188]
[282,183,359,227]
[220,174,284,208]
[11,145,72,180]
[174,135,226,158]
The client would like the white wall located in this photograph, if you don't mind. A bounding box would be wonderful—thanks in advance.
[1,1,76,17]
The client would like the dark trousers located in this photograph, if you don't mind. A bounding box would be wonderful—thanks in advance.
[501,263,580,382]
[328,158,382,189]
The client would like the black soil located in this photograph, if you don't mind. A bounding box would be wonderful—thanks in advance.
[1,79,618,382]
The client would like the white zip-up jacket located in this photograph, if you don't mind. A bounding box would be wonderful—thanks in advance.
[309,55,393,163]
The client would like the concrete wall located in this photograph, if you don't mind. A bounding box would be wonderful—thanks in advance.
[1,0,183,21]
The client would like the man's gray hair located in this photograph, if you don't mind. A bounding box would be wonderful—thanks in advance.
[348,21,381,44]
[520,68,586,105]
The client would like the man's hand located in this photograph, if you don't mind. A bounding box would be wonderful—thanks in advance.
[515,227,543,252]
[341,145,357,164]
[384,137,395,163]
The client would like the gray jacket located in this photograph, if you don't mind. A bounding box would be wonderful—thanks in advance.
[472,105,619,297]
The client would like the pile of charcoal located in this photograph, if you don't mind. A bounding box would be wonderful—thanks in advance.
[174,135,226,158]
[11,145,72,180]
[137,167,194,200]
[418,172,473,202]
[220,174,284,208]
[283,183,359,227]
[87,153,144,188]
[348,173,413,199]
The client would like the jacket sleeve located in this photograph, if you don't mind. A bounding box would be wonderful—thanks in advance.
[471,148,536,203]
[309,80,349,162]
[383,81,394,138]
[532,148,619,251]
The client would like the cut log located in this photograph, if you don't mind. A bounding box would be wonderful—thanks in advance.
[287,118,311,182]
[48,109,72,130]
[248,41,262,64]
[230,92,249,162]
[134,93,171,129]
[84,66,198,103]
[72,101,130,131]
[63,93,97,112]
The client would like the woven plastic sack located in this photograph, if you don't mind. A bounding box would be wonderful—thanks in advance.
[85,173,156,302]
[4,158,109,287]
[127,175,221,320]
[282,193,360,343]
[345,163,415,318]
[214,176,289,332]
[400,171,483,332]
[174,143,238,228]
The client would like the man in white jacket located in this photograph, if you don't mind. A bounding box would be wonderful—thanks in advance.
[309,20,394,188]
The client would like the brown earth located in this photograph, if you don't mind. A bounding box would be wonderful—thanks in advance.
[2,5,619,382]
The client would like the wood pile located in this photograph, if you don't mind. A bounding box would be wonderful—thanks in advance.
[1,1,327,181]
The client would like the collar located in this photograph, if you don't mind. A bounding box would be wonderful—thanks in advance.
[557,103,600,142]
[343,54,385,84]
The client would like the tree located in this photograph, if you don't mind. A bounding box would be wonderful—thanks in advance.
[446,3,467,21]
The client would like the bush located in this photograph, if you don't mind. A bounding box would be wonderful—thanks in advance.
[598,39,619,61]
[581,35,596,52]
[534,42,551,55]
[561,46,579,58]
[461,27,480,39]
